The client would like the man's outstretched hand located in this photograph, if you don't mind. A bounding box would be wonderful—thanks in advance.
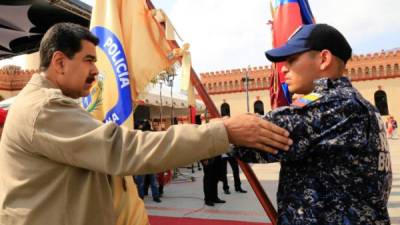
[223,114,292,154]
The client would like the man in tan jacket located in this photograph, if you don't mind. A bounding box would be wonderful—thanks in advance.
[0,23,292,225]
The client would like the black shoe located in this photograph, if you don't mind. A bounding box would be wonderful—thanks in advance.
[224,189,231,195]
[205,200,215,206]
[213,198,226,203]
[236,188,247,193]
[153,197,162,203]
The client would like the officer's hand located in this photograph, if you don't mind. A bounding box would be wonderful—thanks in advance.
[223,114,292,154]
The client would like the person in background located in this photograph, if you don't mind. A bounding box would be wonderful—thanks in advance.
[219,153,230,194]
[220,144,247,194]
[387,116,398,139]
[391,116,398,139]
[386,116,394,139]
[201,156,226,206]
[196,116,226,207]
[134,120,162,203]
[135,174,161,203]
[156,169,172,197]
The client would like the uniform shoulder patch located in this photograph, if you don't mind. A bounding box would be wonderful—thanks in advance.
[292,92,322,107]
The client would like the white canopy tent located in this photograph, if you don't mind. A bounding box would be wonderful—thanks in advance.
[0,90,206,119]
[137,88,205,120]
[0,97,14,109]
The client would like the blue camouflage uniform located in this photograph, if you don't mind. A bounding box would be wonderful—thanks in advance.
[234,77,392,225]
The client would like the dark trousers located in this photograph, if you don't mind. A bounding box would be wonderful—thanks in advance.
[221,156,242,191]
[228,156,242,190]
[136,174,159,198]
[219,157,229,191]
[202,158,219,201]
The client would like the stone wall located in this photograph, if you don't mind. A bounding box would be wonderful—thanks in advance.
[200,49,400,94]
[200,66,271,94]
[200,49,400,119]
[0,66,37,99]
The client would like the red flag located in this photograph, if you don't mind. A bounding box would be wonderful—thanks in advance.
[189,105,196,124]
[269,0,315,108]
[0,108,7,126]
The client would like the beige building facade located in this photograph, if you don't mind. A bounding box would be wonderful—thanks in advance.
[200,49,400,120]
[1,49,399,120]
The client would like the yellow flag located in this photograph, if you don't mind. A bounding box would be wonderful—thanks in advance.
[83,0,150,225]
[83,1,186,224]
[179,44,196,107]
[120,0,178,97]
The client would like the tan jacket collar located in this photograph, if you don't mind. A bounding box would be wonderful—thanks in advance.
[28,72,59,89]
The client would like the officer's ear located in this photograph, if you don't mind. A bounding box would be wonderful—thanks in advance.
[319,49,333,71]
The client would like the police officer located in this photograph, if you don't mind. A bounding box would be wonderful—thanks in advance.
[235,24,392,224]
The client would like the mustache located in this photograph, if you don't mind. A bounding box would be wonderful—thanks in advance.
[85,76,96,84]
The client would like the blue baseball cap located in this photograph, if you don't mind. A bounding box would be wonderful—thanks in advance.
[265,24,352,63]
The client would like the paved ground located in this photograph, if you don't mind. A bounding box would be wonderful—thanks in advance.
[144,139,400,224]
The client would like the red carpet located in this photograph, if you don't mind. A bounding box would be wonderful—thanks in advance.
[149,216,271,225]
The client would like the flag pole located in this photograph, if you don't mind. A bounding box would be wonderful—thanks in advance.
[146,1,277,223]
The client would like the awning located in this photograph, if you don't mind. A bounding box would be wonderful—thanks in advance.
[0,96,15,109]
[0,93,205,118]
[137,90,205,119]
[137,90,205,110]
[0,0,90,60]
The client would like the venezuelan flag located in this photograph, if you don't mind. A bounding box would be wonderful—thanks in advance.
[271,0,314,48]
[269,0,315,108]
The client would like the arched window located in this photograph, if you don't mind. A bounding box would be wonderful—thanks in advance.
[208,83,212,90]
[249,80,255,89]
[218,82,222,90]
[254,100,264,115]
[223,81,228,90]
[394,63,399,74]
[374,90,389,115]
[257,78,261,88]
[234,80,239,89]
[365,67,370,78]
[357,68,363,78]
[379,65,384,76]
[371,66,377,76]
[386,64,392,76]
[262,77,268,87]
[229,81,233,89]
[350,68,356,78]
[220,102,230,117]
